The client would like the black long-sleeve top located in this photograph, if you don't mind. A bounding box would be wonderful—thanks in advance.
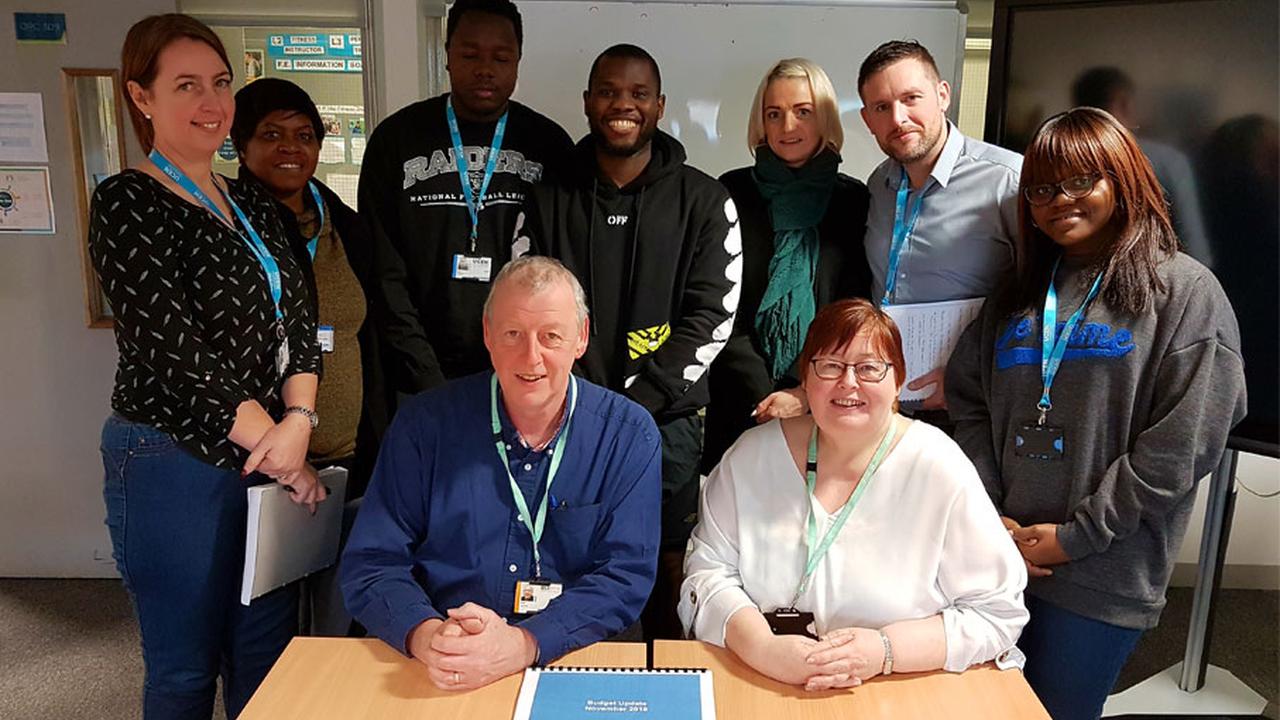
[701,167,871,473]
[358,95,573,394]
[89,170,320,469]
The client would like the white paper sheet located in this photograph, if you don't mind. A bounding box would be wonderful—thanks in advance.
[319,136,346,164]
[349,136,365,164]
[883,298,985,402]
[0,93,49,163]
[326,173,360,211]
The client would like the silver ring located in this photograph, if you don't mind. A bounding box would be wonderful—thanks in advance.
[452,672,460,685]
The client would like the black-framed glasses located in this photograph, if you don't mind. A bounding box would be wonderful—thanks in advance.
[1023,173,1102,206]
[810,358,893,383]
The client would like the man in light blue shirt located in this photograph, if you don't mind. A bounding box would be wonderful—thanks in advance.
[858,40,1022,409]
[341,256,661,691]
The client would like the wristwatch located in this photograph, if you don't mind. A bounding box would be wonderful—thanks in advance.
[879,630,894,675]
[284,405,319,429]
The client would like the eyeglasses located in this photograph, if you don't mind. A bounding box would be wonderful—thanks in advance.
[810,358,893,383]
[1023,173,1102,207]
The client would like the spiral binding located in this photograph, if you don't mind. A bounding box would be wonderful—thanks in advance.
[538,666,708,674]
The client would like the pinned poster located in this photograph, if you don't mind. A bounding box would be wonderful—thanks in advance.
[319,136,345,164]
[0,93,49,163]
[0,167,56,234]
[325,173,359,211]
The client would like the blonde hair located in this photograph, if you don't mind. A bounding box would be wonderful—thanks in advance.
[746,58,843,156]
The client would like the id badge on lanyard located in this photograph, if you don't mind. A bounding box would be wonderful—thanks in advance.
[491,373,577,614]
[770,417,897,636]
[447,97,507,283]
[1019,257,1103,461]
[149,150,290,377]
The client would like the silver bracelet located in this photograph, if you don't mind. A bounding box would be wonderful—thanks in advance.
[879,630,894,675]
[284,405,318,429]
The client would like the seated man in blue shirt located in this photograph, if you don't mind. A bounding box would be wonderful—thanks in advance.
[341,256,662,690]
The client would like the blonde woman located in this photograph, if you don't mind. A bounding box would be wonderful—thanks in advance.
[703,59,872,474]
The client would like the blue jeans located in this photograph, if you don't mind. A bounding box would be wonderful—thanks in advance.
[1020,594,1144,720]
[101,415,297,720]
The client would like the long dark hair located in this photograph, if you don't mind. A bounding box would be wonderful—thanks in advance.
[998,107,1179,318]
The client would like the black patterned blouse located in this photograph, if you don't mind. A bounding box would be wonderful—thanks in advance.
[89,170,321,469]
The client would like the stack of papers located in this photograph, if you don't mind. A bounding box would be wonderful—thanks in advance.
[240,467,348,605]
[883,298,985,402]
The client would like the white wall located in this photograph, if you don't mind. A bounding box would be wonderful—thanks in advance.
[1175,452,1280,588]
[0,0,177,577]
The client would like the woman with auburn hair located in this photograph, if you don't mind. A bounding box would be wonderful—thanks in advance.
[946,107,1246,720]
[90,14,325,719]
[701,58,871,475]
[681,298,1026,690]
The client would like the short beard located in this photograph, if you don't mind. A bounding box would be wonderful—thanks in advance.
[889,119,944,166]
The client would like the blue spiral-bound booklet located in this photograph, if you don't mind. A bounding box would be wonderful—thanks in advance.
[513,666,716,720]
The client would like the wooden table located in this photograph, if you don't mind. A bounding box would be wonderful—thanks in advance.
[239,638,647,719]
[653,640,1051,719]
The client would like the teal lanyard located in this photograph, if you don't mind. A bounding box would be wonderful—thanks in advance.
[1038,257,1103,424]
[304,181,326,260]
[446,96,508,254]
[790,416,899,608]
[490,373,578,578]
[149,150,284,325]
[882,167,925,307]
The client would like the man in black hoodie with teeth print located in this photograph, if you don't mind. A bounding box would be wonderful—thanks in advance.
[514,44,742,639]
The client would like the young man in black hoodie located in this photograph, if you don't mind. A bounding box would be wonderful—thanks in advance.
[515,44,742,638]
[360,0,573,397]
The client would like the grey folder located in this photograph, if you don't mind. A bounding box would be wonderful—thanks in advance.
[240,467,349,606]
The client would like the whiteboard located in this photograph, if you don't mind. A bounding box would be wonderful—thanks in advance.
[511,0,966,181]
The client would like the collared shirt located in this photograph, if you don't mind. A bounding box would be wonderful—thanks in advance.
[865,121,1023,305]
[340,371,661,663]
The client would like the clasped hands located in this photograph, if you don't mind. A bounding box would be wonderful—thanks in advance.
[751,627,886,692]
[408,603,539,691]
[1001,516,1070,577]
[242,413,327,512]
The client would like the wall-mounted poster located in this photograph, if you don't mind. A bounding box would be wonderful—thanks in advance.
[0,92,50,163]
[0,167,56,234]
[319,136,345,164]
[245,50,264,83]
[267,33,362,73]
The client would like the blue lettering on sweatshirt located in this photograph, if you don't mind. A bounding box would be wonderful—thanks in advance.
[995,315,1136,370]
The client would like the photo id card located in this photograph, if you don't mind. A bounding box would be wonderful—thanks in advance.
[1015,423,1065,461]
[451,254,493,282]
[317,325,335,353]
[763,608,818,640]
[513,579,563,615]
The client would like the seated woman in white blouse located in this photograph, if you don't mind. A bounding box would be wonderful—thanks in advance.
[679,298,1028,691]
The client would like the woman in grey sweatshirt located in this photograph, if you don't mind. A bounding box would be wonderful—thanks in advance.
[946,107,1247,720]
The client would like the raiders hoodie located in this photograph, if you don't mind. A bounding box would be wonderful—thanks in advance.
[359,94,573,393]
[515,131,742,423]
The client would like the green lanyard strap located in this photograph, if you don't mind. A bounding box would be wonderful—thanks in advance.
[790,416,899,608]
[490,373,578,578]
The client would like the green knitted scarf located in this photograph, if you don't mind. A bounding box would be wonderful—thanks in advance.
[753,146,839,381]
